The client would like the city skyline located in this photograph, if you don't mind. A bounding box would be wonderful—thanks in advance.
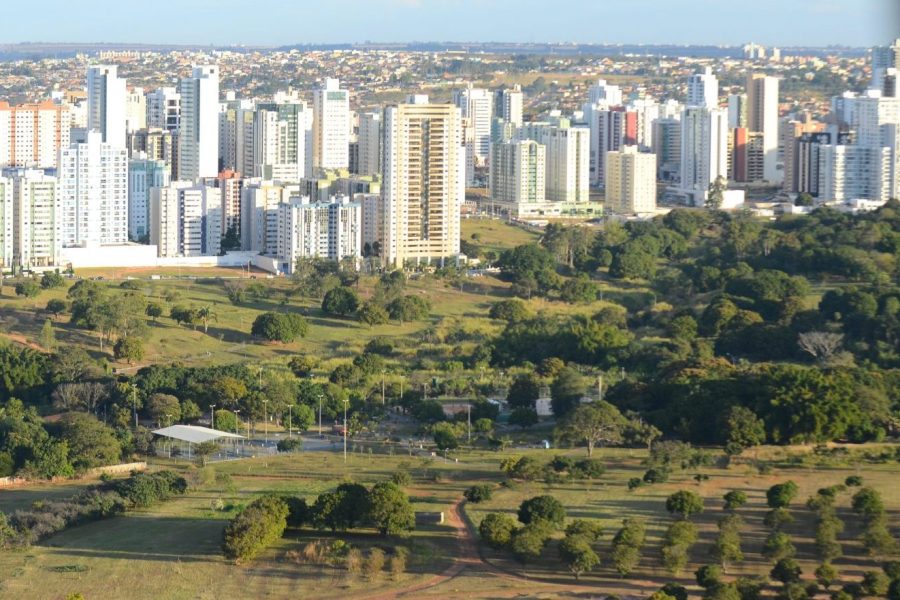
[2,0,897,48]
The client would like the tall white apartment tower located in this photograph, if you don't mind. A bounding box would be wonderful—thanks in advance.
[356,111,382,176]
[12,170,61,268]
[0,177,12,268]
[495,85,524,127]
[541,126,590,203]
[312,78,350,171]
[490,139,546,206]
[254,98,312,182]
[679,106,729,206]
[453,84,493,164]
[128,156,170,240]
[871,39,900,92]
[178,65,220,181]
[747,74,780,182]
[587,79,623,106]
[146,87,181,131]
[605,146,657,214]
[687,67,719,109]
[382,100,463,267]
[86,65,127,149]
[58,131,128,247]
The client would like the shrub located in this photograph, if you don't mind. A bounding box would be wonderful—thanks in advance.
[815,563,838,589]
[666,490,704,520]
[695,564,723,589]
[770,558,802,584]
[391,471,412,487]
[723,491,747,510]
[611,518,645,576]
[517,495,566,528]
[479,513,516,549]
[764,508,795,530]
[766,481,799,508]
[762,531,796,562]
[851,487,884,520]
[627,477,643,491]
[222,495,289,561]
[643,467,670,484]
[251,312,308,343]
[660,584,688,600]
[565,519,603,542]
[464,484,493,503]
[112,471,188,507]
[844,475,863,487]
[364,547,386,581]
[284,497,309,528]
[573,458,605,479]
[276,437,303,453]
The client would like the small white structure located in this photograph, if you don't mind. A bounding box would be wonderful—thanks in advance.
[151,424,244,459]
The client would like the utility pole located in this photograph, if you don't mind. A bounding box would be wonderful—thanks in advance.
[131,384,138,429]
[467,403,471,444]
[597,375,603,402]
[381,370,386,405]
[263,399,269,444]
[288,404,292,438]
[210,404,216,429]
[317,395,323,438]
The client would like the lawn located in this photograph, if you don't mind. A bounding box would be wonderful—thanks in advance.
[0,446,895,600]
[461,218,540,256]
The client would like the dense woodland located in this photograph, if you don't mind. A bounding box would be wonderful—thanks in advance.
[0,203,899,479]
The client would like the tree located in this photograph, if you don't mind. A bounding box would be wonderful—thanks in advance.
[506,373,541,410]
[214,409,239,433]
[195,305,217,334]
[357,302,389,327]
[169,305,197,327]
[712,514,744,568]
[39,319,56,350]
[368,482,415,536]
[145,302,163,322]
[666,490,704,520]
[797,331,844,364]
[251,312,308,343]
[479,513,516,549]
[558,535,600,579]
[321,287,359,317]
[565,520,604,542]
[15,279,41,298]
[724,406,765,455]
[696,564,723,589]
[508,407,538,428]
[706,176,726,211]
[58,412,122,471]
[432,422,460,451]
[464,484,493,503]
[723,491,748,510]
[771,558,802,584]
[767,481,799,508]
[23,438,74,479]
[762,531,796,562]
[517,495,566,528]
[195,441,219,466]
[611,518,646,576]
[113,337,144,364]
[662,520,698,575]
[667,315,698,341]
[387,296,430,324]
[510,522,552,563]
[559,276,598,304]
[550,367,588,417]
[555,400,625,456]
[46,298,67,318]
[814,563,838,589]
[489,299,531,322]
[147,393,181,426]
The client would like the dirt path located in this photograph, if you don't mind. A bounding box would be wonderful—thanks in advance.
[358,501,609,600]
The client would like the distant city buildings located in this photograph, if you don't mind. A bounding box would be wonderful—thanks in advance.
[605,145,657,214]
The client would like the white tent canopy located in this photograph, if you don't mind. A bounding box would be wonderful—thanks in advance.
[151,424,244,444]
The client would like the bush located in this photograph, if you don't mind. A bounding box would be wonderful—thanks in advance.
[844,475,863,487]
[517,495,566,528]
[766,481,799,508]
[723,491,747,510]
[764,508,794,530]
[771,558,802,584]
[222,495,289,561]
[251,312,308,343]
[611,518,646,576]
[285,497,309,528]
[112,471,188,507]
[696,564,723,589]
[391,471,412,487]
[276,437,303,453]
[464,484,493,504]
[643,467,670,484]
[762,531,796,562]
[479,513,516,549]
[565,519,603,542]
[851,487,884,520]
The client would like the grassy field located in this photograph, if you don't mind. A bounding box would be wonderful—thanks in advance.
[0,446,896,600]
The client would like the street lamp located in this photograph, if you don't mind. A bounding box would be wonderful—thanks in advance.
[343,398,349,463]
[317,395,323,438]
[288,404,293,438]
[381,369,386,405]
[129,383,138,429]
[210,404,216,430]
[263,399,269,444]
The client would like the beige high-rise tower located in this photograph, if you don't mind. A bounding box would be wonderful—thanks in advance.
[381,98,463,267]
[746,73,780,183]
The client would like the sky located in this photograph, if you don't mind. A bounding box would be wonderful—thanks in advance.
[2,0,898,48]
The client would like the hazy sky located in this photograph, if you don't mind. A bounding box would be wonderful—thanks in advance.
[3,0,898,47]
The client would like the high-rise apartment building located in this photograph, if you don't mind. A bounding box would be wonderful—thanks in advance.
[150,181,221,257]
[679,106,729,205]
[588,107,637,186]
[255,97,312,182]
[219,98,255,176]
[818,144,891,202]
[128,128,175,177]
[128,156,170,240]
[605,146,657,214]
[58,131,128,247]
[452,84,493,165]
[586,79,623,107]
[746,73,780,182]
[687,67,719,109]
[653,117,682,181]
[125,88,147,134]
[178,66,220,181]
[276,195,362,269]
[871,39,900,93]
[0,101,71,169]
[12,170,60,268]
[312,79,350,171]
[727,93,748,129]
[495,85,524,127]
[0,177,11,268]
[541,126,590,203]
[382,100,463,267]
[241,179,295,254]
[356,111,382,177]
[146,87,180,131]
[86,65,127,149]
[490,139,546,207]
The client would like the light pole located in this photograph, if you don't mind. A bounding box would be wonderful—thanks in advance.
[165,414,172,457]
[263,399,269,444]
[381,369,386,405]
[288,404,293,438]
[343,398,348,462]
[467,403,471,444]
[130,384,138,429]
[210,404,216,429]
[317,395,323,438]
